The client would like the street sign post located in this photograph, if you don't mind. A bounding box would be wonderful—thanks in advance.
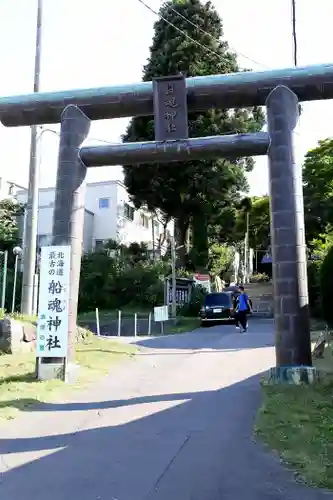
[154,305,169,335]
[36,245,70,379]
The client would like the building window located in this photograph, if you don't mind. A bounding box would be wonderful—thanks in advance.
[95,239,104,250]
[140,213,149,229]
[124,203,134,221]
[99,197,110,209]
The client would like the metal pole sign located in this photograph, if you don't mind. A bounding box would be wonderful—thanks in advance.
[36,245,70,358]
[154,305,169,322]
[153,74,188,142]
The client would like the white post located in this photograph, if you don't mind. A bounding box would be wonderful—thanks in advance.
[148,312,152,336]
[171,227,177,320]
[134,312,137,337]
[118,309,121,336]
[244,211,250,284]
[96,307,100,336]
[12,254,19,313]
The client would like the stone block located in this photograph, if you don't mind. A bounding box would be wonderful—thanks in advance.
[0,317,36,354]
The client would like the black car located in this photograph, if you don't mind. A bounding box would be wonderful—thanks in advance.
[199,292,236,326]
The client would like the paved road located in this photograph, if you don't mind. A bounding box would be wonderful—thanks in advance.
[0,319,331,500]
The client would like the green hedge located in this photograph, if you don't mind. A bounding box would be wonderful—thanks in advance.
[78,250,168,312]
[307,260,322,318]
[320,246,333,325]
[179,285,207,317]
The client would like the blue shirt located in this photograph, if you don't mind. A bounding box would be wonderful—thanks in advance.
[238,293,249,311]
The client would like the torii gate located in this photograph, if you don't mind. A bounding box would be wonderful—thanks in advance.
[1,63,332,380]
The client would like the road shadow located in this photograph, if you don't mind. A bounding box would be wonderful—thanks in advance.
[0,369,329,500]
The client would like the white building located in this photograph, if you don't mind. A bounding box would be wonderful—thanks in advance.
[16,180,173,254]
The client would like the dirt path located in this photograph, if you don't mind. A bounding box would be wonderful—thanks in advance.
[0,320,331,500]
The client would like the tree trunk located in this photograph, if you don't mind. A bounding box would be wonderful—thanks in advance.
[192,212,209,271]
[174,217,189,267]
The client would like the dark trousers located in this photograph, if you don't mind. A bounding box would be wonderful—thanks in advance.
[235,310,247,330]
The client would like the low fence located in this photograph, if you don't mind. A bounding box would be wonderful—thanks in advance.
[79,310,171,337]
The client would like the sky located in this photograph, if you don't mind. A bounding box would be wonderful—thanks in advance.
[0,0,331,196]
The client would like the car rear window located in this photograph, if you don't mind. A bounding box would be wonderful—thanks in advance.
[204,293,231,306]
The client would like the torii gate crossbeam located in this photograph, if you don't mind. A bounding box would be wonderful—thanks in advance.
[0,63,333,126]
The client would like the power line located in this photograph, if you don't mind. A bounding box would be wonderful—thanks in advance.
[137,0,226,61]
[291,0,298,67]
[167,4,269,69]
[137,0,268,69]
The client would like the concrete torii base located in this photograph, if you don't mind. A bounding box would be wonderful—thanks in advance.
[267,365,319,385]
[37,358,80,383]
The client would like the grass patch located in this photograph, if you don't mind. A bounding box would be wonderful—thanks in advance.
[0,310,37,324]
[255,340,333,489]
[168,317,200,334]
[0,336,136,421]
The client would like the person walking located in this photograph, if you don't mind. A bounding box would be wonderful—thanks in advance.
[234,285,252,333]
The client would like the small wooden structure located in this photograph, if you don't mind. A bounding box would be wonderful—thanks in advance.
[164,276,194,307]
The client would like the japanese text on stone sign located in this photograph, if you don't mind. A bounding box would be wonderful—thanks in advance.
[164,83,179,133]
[36,246,70,358]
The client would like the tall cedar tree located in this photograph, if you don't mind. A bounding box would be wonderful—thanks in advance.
[123,0,264,268]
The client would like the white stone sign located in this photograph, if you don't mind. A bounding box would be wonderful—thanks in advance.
[36,245,71,358]
[154,305,169,322]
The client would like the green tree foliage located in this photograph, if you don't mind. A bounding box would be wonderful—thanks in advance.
[180,284,207,317]
[104,239,151,266]
[307,228,333,318]
[122,0,264,269]
[303,138,333,244]
[320,244,333,325]
[235,195,270,251]
[78,242,169,312]
[208,243,234,279]
[0,199,24,251]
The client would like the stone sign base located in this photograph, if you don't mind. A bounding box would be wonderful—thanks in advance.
[268,365,319,385]
[37,359,80,383]
[37,360,65,381]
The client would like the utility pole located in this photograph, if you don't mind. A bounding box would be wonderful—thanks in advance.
[21,0,43,315]
[151,215,155,260]
[171,224,177,320]
[244,211,250,283]
[291,0,297,67]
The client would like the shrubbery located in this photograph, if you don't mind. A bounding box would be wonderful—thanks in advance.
[307,230,333,320]
[250,272,270,283]
[78,247,168,313]
[320,246,333,325]
[179,285,207,317]
[307,260,322,318]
